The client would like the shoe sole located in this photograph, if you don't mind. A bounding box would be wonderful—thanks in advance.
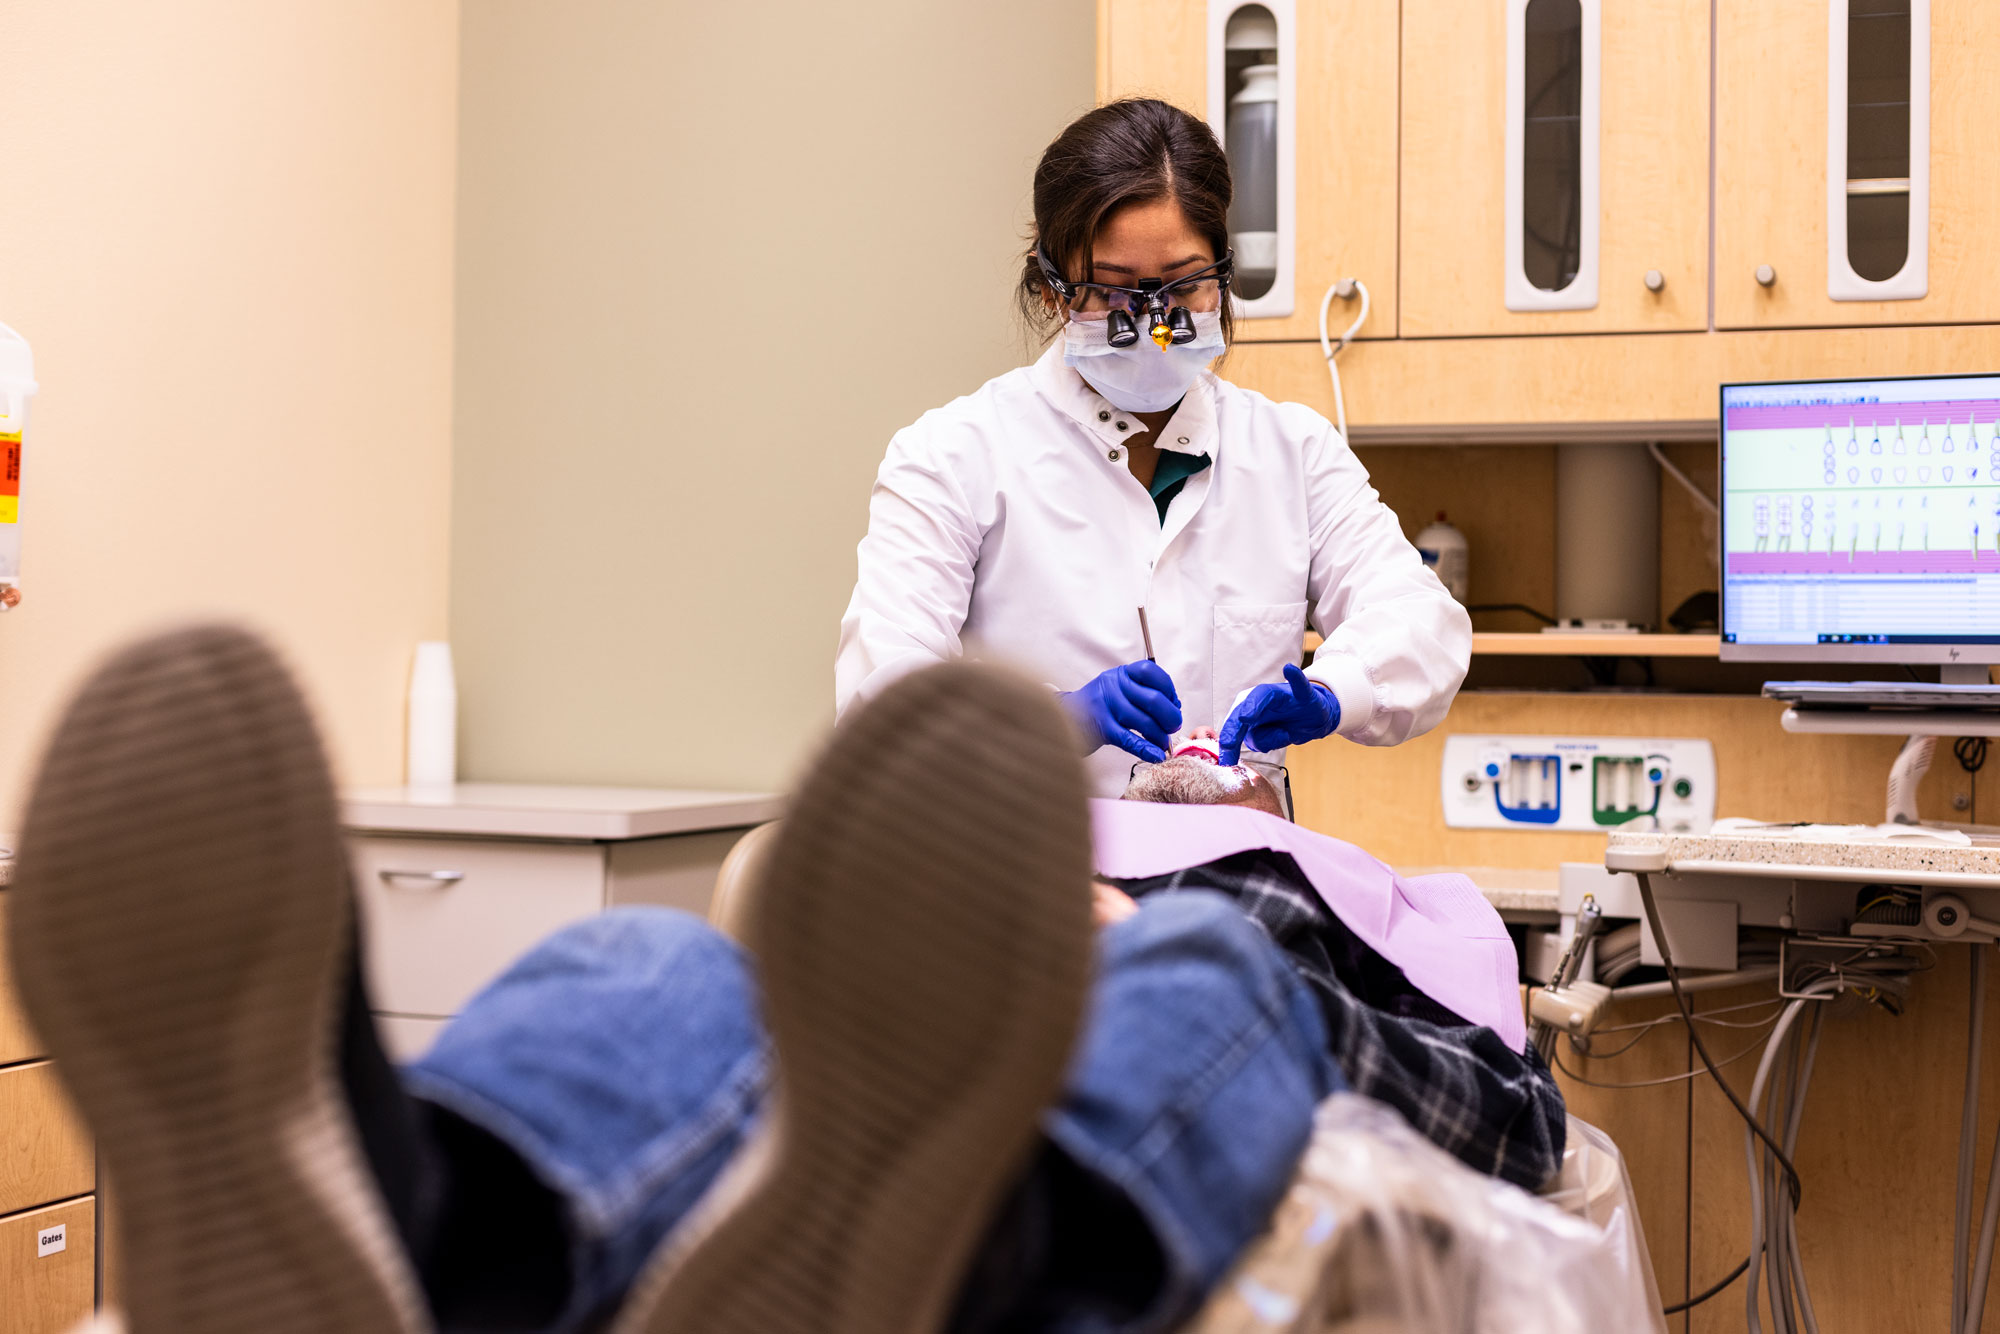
[613,661,1097,1334]
[7,624,429,1334]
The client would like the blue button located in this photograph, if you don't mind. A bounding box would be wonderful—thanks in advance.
[1485,762,1500,777]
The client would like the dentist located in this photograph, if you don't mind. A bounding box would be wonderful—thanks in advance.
[836,98,1470,800]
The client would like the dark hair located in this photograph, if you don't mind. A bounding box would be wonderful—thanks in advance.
[1017,98,1234,345]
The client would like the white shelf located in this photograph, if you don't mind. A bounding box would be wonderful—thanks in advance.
[1303,632,1720,657]
[1472,632,1719,657]
[1778,708,2000,738]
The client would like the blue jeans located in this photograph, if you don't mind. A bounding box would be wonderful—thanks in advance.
[403,892,1343,1333]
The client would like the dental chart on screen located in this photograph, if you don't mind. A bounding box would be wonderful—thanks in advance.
[1721,375,2000,649]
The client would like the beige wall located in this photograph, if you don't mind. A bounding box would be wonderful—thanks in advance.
[451,0,1097,794]
[0,2,460,823]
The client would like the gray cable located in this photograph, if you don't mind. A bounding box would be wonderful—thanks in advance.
[1969,947,2000,1331]
[1776,1040,1808,1334]
[1770,1011,1820,1334]
[1744,989,1836,1334]
[1969,1115,2000,1333]
[1955,945,1987,1334]
[1783,1005,1827,1334]
[1744,996,1811,1334]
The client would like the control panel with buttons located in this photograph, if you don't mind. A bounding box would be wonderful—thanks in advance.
[1439,734,1716,833]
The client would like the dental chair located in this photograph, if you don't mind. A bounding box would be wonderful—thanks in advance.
[708,825,1667,1334]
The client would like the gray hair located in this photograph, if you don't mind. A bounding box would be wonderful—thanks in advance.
[1122,757,1255,807]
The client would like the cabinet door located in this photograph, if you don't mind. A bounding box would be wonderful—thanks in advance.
[1717,1,2000,329]
[1098,0,1400,342]
[348,835,604,1018]
[0,1198,96,1334]
[1400,0,1709,336]
[0,895,48,1066]
[0,1063,93,1218]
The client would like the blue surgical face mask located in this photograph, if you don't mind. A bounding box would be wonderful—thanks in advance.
[1061,310,1225,413]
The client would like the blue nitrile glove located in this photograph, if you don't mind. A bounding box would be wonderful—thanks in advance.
[1218,664,1341,765]
[1058,660,1183,764]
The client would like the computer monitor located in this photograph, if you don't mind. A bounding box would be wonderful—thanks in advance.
[1720,372,2000,669]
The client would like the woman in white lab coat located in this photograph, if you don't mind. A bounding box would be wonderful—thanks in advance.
[836,99,1470,800]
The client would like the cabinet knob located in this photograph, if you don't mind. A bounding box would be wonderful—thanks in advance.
[1644,269,1665,293]
[1755,264,1777,288]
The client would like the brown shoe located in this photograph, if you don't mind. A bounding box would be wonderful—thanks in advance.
[7,624,429,1334]
[611,660,1096,1334]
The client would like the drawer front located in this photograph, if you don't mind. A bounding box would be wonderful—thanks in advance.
[0,1196,96,1334]
[0,893,49,1065]
[349,836,605,1018]
[0,1062,93,1217]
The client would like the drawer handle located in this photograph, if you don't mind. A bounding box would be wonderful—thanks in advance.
[377,868,466,889]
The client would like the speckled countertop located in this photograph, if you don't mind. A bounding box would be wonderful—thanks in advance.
[1401,865,1561,914]
[1606,826,2000,879]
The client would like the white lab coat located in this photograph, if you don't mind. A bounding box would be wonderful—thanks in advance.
[836,342,1472,798]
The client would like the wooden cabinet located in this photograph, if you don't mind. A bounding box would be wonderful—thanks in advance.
[1097,0,1400,342]
[1098,1,2000,384]
[1717,1,2000,330]
[0,1064,92,1220]
[0,895,45,1067]
[1399,0,1710,336]
[1,888,100,1331]
[0,1198,96,1334]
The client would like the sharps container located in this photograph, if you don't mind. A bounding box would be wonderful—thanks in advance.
[0,322,38,607]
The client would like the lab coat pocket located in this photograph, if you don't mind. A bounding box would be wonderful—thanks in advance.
[1211,601,1309,730]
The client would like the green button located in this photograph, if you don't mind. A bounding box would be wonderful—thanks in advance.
[1673,778,1693,799]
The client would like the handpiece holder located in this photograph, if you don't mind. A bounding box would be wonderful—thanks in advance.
[1924,894,2000,940]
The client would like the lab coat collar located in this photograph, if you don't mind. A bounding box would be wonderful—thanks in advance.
[1029,340,1219,459]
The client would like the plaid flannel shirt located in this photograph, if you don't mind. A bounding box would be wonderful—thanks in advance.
[1108,849,1566,1192]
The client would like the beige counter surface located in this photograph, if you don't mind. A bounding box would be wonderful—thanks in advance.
[1607,824,2000,883]
[1399,864,1560,915]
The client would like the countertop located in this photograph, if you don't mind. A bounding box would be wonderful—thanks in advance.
[1606,824,2000,883]
[342,783,784,841]
[1400,864,1561,914]
[0,828,1562,907]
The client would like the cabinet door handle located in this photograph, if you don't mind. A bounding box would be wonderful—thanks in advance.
[377,868,466,889]
[1644,269,1665,293]
[1755,264,1778,288]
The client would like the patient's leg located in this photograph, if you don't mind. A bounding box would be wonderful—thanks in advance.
[9,632,1299,1334]
[954,891,1345,1333]
[395,907,768,1331]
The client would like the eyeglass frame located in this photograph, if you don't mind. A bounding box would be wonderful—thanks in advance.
[1033,245,1235,323]
[1123,757,1296,823]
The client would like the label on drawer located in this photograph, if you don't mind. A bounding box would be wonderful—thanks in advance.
[37,1220,65,1256]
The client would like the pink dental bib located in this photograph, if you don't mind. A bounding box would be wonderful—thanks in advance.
[1090,800,1525,1050]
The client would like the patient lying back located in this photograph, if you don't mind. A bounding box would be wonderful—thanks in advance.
[1105,727,1569,1191]
[1118,727,1287,819]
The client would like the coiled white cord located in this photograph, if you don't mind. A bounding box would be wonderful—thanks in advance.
[1317,278,1370,440]
[1888,734,1937,825]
